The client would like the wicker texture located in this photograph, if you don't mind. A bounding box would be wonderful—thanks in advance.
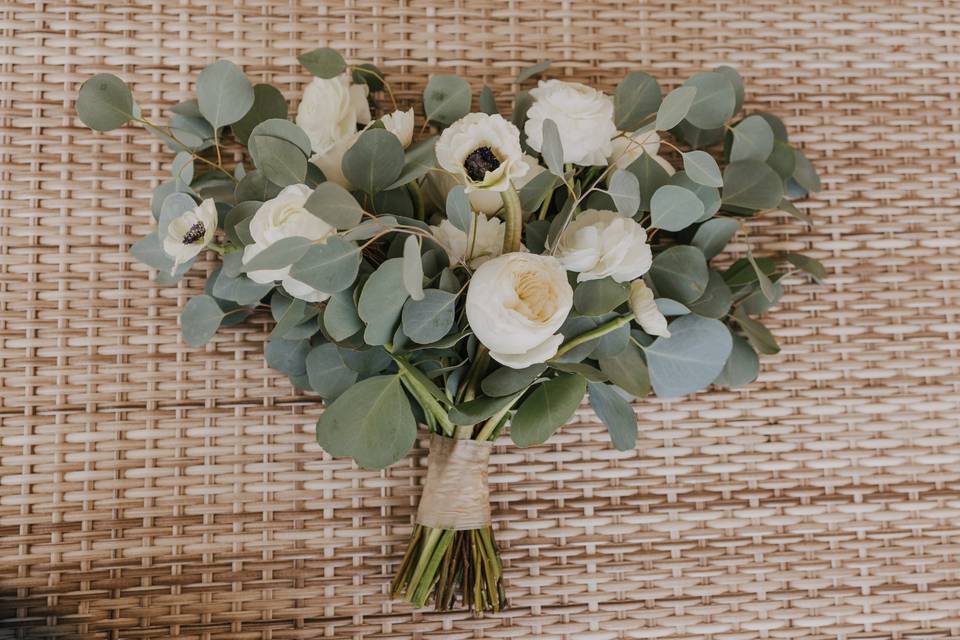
[2,1,959,638]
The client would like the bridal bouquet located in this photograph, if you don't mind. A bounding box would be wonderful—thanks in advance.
[77,49,822,612]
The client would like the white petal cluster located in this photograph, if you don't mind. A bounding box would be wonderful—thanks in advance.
[162,198,218,269]
[430,213,507,268]
[380,108,415,148]
[524,80,618,166]
[295,74,371,157]
[629,280,670,337]
[553,209,652,283]
[608,125,675,175]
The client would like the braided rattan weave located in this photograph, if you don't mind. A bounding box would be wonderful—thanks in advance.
[2,1,959,638]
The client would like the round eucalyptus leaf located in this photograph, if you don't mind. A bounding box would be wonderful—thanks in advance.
[402,235,425,301]
[180,295,225,347]
[402,289,458,344]
[757,112,789,142]
[232,84,289,145]
[479,85,498,115]
[714,65,745,113]
[713,332,760,388]
[627,152,671,213]
[351,63,385,91]
[298,48,347,78]
[650,185,705,232]
[607,169,641,217]
[510,373,587,447]
[686,270,732,319]
[643,314,732,398]
[541,119,564,176]
[573,278,629,316]
[655,86,697,131]
[315,374,416,469]
[682,71,736,129]
[304,182,364,229]
[615,71,662,131]
[265,337,310,375]
[733,308,780,355]
[785,252,827,283]
[251,135,308,186]
[730,115,775,162]
[77,73,134,132]
[248,118,312,158]
[655,299,691,316]
[211,269,273,305]
[692,217,740,260]
[423,74,472,126]
[235,170,282,203]
[722,160,784,210]
[517,60,551,83]
[445,185,473,233]
[306,343,358,400]
[681,151,723,188]
[588,382,637,451]
[224,201,260,246]
[649,245,709,304]
[288,237,362,293]
[598,342,650,398]
[792,150,821,193]
[242,236,313,272]
[197,60,254,128]
[357,258,409,345]
[669,172,721,222]
[323,290,363,341]
[342,128,404,194]
[387,137,438,189]
[481,364,547,397]
[171,151,195,185]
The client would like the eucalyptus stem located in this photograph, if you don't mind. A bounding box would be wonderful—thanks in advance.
[500,186,523,254]
[552,313,634,359]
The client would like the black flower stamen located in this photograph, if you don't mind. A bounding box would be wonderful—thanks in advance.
[182,221,206,245]
[463,146,501,182]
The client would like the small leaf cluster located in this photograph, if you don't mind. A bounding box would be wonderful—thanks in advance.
[77,51,824,470]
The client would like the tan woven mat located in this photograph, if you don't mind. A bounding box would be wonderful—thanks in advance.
[2,1,959,638]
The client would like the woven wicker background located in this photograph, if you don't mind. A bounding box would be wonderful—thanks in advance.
[3,1,960,638]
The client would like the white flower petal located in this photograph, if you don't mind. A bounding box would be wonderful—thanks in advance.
[488,333,564,369]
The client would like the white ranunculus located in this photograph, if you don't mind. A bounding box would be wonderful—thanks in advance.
[524,79,618,167]
[630,280,670,337]
[311,131,358,189]
[553,209,652,283]
[381,109,415,148]
[465,253,573,369]
[162,197,218,269]
[435,113,528,193]
[468,154,546,215]
[242,184,336,303]
[430,213,507,268]
[295,75,371,157]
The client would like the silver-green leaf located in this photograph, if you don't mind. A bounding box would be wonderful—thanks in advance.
[541,119,564,176]
[197,60,254,129]
[655,86,697,131]
[682,151,723,188]
[423,75,472,126]
[510,373,587,447]
[77,73,135,132]
[180,295,225,347]
[650,185,705,232]
[643,314,732,398]
[588,382,637,451]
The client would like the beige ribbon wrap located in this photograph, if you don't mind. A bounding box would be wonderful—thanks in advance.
[416,433,493,530]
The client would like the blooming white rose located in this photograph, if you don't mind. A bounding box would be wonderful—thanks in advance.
[608,126,674,175]
[295,75,371,157]
[465,253,573,369]
[435,113,528,192]
[629,280,670,337]
[430,213,507,268]
[380,109,415,148]
[553,209,652,283]
[468,154,546,214]
[162,197,218,269]
[524,79,618,166]
[242,184,336,303]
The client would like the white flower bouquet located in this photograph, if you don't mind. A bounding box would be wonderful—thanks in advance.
[77,49,822,612]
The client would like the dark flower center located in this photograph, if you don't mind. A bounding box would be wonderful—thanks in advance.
[182,221,206,245]
[463,146,501,182]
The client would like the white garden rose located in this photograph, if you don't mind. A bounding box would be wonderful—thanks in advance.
[430,213,507,268]
[465,253,573,369]
[381,108,415,148]
[608,126,675,175]
[629,280,670,337]
[242,184,336,303]
[295,75,371,157]
[524,79,617,166]
[162,197,218,269]
[435,113,528,192]
[553,209,652,283]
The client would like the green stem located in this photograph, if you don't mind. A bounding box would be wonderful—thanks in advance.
[390,352,456,436]
[500,186,523,254]
[457,345,489,403]
[407,181,425,221]
[475,393,521,441]
[552,313,634,360]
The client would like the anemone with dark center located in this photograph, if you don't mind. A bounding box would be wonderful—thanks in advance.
[182,222,206,245]
[463,146,501,182]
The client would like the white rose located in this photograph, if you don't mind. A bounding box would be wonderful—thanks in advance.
[242,184,336,303]
[468,154,546,214]
[608,126,675,175]
[380,109,415,148]
[629,280,670,337]
[524,79,618,166]
[430,213,507,268]
[553,209,652,283]
[162,197,218,269]
[311,131,358,189]
[295,75,371,157]
[435,113,528,192]
[465,253,573,369]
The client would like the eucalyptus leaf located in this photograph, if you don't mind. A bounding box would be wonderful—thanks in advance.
[650,185,705,232]
[315,374,416,469]
[517,60,551,82]
[643,314,732,398]
[288,237,362,293]
[306,343,358,400]
[656,86,697,131]
[692,218,740,260]
[298,48,347,78]
[627,152,671,212]
[248,118,312,158]
[714,65,745,113]
[786,252,827,283]
[445,185,473,233]
[607,169,641,217]
[180,295,225,347]
[351,63,385,91]
[686,270,732,318]
[747,251,777,301]
[792,150,821,192]
[655,299,691,316]
[212,269,273,305]
[235,170,282,203]
[232,84,288,146]
[730,115,775,162]
[242,236,313,272]
[357,258,409,345]
[682,71,736,129]
[304,182,364,229]
[251,135,308,186]
[766,140,797,179]
[510,373,587,447]
[588,382,637,451]
[265,337,310,375]
[598,342,650,398]
[402,235,425,301]
[387,137,438,189]
[402,289,456,344]
[573,278,629,316]
[481,363,547,397]
[197,60,254,129]
[722,160,784,210]
[224,201,259,246]
[733,308,780,354]
[77,73,134,132]
[615,71,662,131]
[519,171,558,213]
[541,119,564,176]
[682,151,723,188]
[649,245,709,304]
[342,128,404,194]
[171,152,194,185]
[479,85,498,115]
[713,332,759,388]
[670,172,721,222]
[450,394,517,426]
[423,75,472,126]
[323,290,363,341]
